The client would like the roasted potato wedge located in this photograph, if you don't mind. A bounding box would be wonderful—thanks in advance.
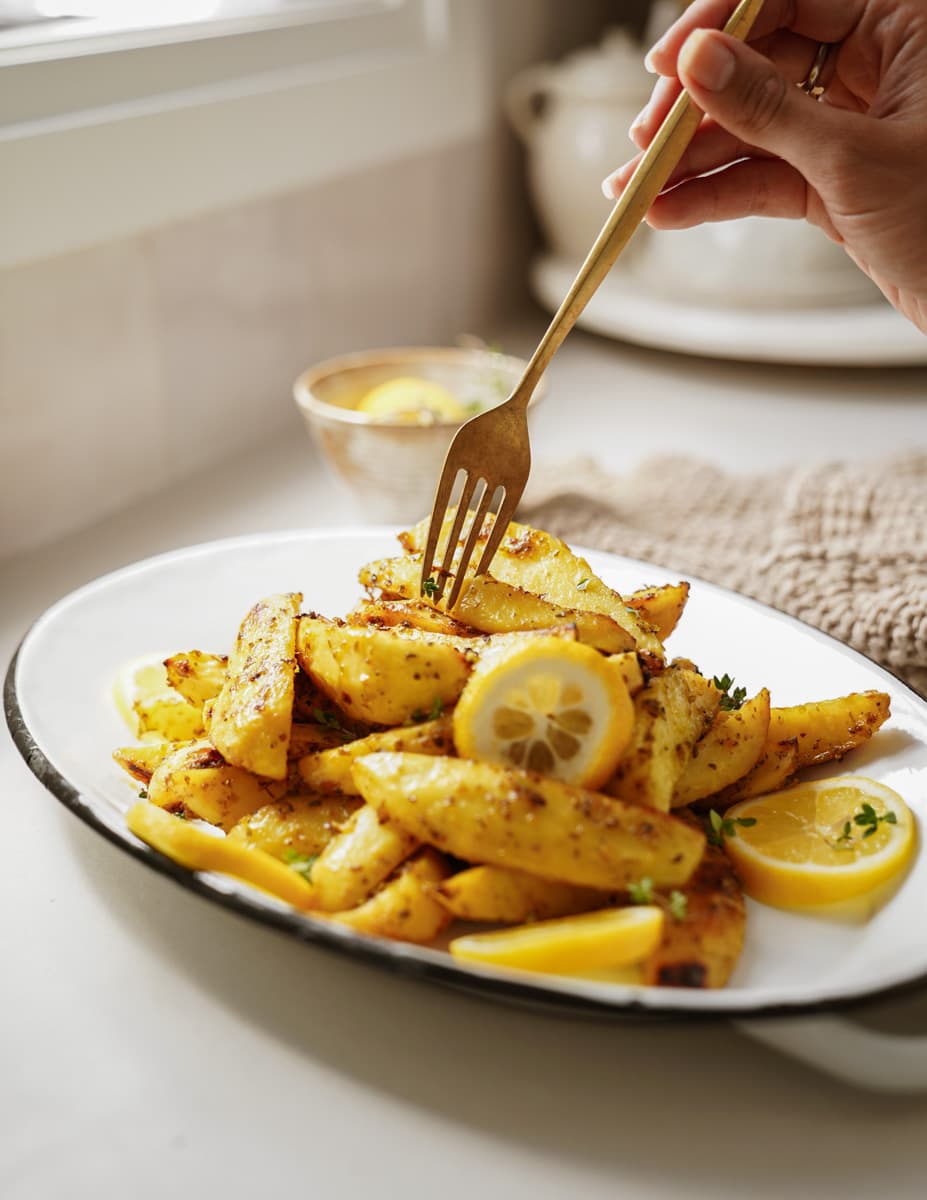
[298,716,454,795]
[331,848,452,942]
[347,598,479,637]
[398,513,665,668]
[640,839,746,988]
[671,689,771,807]
[209,593,301,780]
[113,741,183,785]
[626,583,690,642]
[306,802,419,912]
[134,694,204,742]
[608,668,721,812]
[353,752,705,890]
[360,554,636,654]
[226,793,361,859]
[435,865,607,924]
[705,737,800,809]
[148,740,288,829]
[297,617,473,726]
[608,651,645,696]
[163,650,228,708]
[767,691,891,769]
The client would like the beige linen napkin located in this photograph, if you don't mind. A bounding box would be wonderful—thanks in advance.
[520,453,927,697]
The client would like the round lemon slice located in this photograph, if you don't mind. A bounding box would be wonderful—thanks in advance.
[356,377,467,424]
[722,776,916,909]
[449,905,664,975]
[452,637,634,789]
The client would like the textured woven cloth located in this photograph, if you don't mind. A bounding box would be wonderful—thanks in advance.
[520,453,927,697]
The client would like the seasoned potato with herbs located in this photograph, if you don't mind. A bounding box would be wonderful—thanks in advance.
[331,849,452,942]
[348,597,478,637]
[625,582,690,642]
[305,803,419,911]
[163,650,228,709]
[671,689,771,808]
[353,752,705,890]
[435,865,608,924]
[298,716,454,795]
[608,668,721,812]
[148,739,288,829]
[360,554,636,654]
[209,593,301,781]
[226,793,361,860]
[297,617,474,726]
[398,513,665,668]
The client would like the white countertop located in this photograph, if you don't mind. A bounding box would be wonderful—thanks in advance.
[4,321,927,1200]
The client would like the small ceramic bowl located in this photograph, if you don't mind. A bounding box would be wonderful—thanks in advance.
[294,346,546,522]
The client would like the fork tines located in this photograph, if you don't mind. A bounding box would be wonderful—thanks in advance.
[421,475,518,611]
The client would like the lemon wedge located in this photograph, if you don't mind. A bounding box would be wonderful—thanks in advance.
[449,905,664,974]
[722,776,916,909]
[452,636,634,789]
[356,377,467,424]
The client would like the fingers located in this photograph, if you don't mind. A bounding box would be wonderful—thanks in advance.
[646,0,863,77]
[645,157,841,243]
[603,121,770,201]
[632,29,821,151]
[674,30,853,178]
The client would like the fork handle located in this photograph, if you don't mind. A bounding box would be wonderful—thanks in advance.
[515,0,766,402]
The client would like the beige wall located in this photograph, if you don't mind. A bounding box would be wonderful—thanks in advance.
[0,0,643,558]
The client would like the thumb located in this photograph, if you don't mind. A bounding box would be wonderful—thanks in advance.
[677,29,845,176]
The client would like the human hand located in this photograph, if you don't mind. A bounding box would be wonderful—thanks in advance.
[602,0,927,333]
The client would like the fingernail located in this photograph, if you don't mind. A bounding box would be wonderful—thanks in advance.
[643,39,664,74]
[679,30,735,92]
[601,174,617,200]
[629,105,648,135]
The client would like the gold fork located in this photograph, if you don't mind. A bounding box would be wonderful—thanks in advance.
[420,0,766,609]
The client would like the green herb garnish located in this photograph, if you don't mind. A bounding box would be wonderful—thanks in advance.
[627,877,655,905]
[835,802,898,845]
[706,808,757,847]
[712,673,747,711]
[312,708,353,738]
[284,851,318,884]
[576,577,590,592]
[423,577,440,599]
[668,890,688,922]
[137,787,148,799]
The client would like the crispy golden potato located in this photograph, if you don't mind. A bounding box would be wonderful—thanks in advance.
[113,741,182,785]
[298,716,454,795]
[134,694,205,742]
[705,737,800,809]
[163,650,228,708]
[626,583,690,642]
[148,740,287,829]
[398,513,665,668]
[297,617,474,726]
[226,793,361,860]
[671,689,771,807]
[347,597,479,637]
[435,865,607,924]
[306,803,419,912]
[608,668,721,812]
[209,593,301,780]
[608,651,645,696]
[768,691,891,768]
[331,849,452,942]
[640,839,746,988]
[360,554,636,654]
[353,752,704,890]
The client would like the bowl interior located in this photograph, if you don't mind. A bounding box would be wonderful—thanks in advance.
[295,348,538,426]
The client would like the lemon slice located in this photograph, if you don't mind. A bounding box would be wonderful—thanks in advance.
[722,776,916,909]
[356,377,467,424]
[452,637,634,789]
[449,905,664,974]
